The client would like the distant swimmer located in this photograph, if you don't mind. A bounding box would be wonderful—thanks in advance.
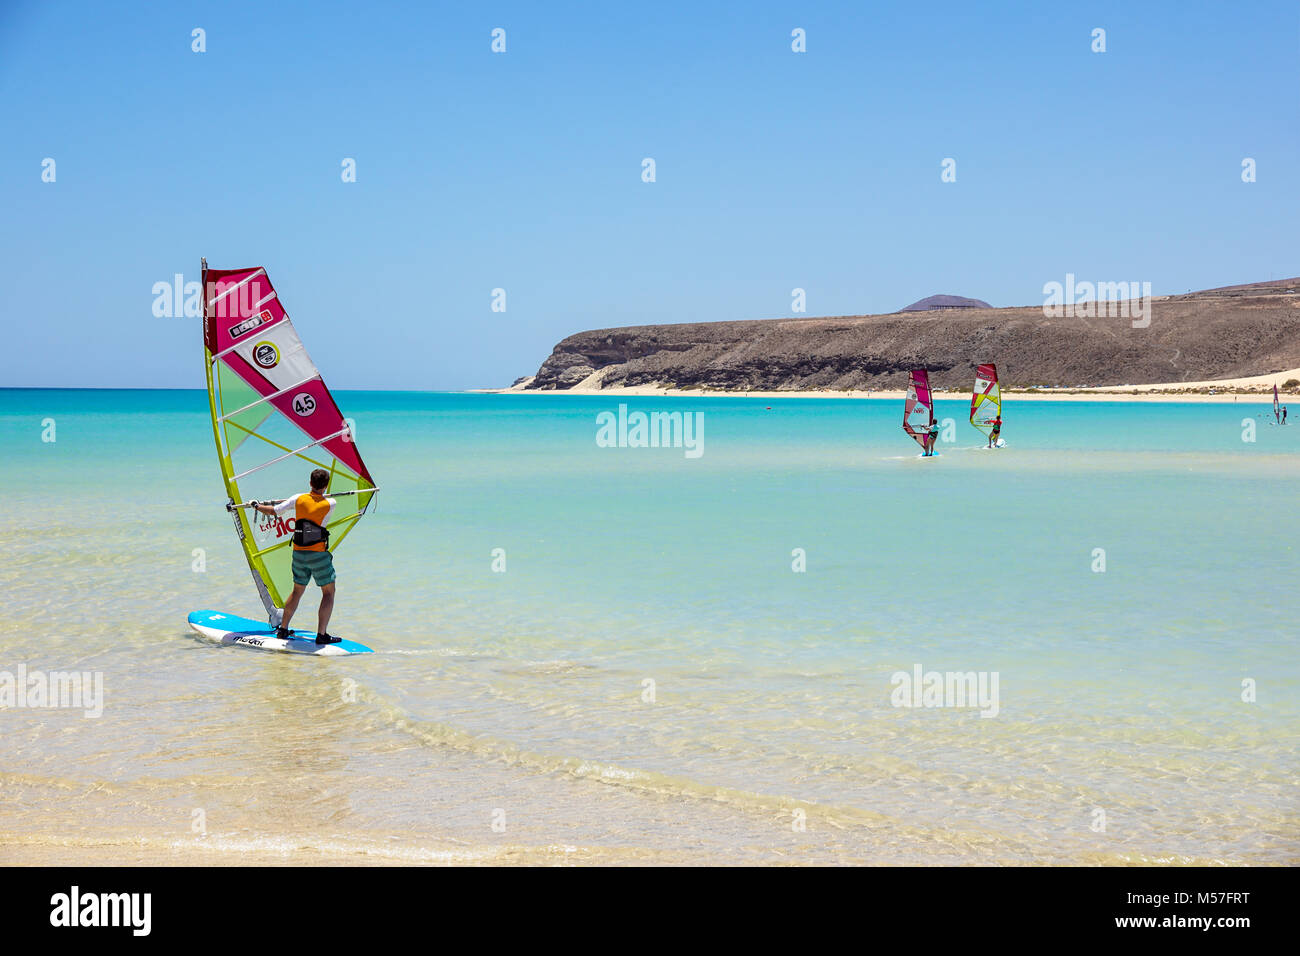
[989,415,1003,448]
[248,468,342,645]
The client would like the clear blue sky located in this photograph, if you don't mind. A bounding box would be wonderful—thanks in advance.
[2,0,1296,388]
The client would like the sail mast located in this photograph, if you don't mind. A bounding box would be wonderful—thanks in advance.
[202,258,281,625]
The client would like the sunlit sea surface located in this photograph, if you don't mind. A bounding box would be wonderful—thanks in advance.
[1,389,1296,865]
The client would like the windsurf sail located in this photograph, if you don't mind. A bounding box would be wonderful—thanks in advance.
[1274,383,1281,423]
[201,259,377,625]
[970,363,1001,439]
[903,369,934,450]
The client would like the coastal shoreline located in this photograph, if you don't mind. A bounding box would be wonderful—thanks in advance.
[481,367,1300,405]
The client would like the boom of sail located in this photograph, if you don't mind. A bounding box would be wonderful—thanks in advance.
[201,260,377,624]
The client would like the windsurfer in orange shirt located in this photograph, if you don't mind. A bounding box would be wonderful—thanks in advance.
[248,468,342,645]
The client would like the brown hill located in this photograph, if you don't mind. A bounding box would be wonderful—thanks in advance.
[525,282,1300,391]
[900,294,992,312]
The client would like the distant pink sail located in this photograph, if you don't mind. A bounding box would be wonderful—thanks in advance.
[1274,383,1281,423]
[903,369,934,449]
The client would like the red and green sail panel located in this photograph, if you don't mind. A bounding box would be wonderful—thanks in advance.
[903,369,934,449]
[970,363,1001,438]
[202,262,376,618]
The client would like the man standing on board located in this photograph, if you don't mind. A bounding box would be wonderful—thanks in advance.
[248,468,341,645]
[925,420,940,456]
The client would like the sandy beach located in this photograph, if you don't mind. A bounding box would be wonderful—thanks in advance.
[492,367,1300,404]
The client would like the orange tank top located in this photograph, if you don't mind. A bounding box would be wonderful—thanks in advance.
[294,493,334,552]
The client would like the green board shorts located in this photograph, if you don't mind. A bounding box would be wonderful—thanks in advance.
[291,549,336,586]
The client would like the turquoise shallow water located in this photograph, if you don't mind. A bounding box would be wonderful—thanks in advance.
[0,389,1296,864]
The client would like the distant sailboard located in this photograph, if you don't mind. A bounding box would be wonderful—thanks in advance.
[970,363,1005,447]
[188,260,378,655]
[903,368,936,455]
[1274,383,1281,424]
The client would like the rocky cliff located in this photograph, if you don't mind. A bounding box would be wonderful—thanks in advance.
[526,281,1300,391]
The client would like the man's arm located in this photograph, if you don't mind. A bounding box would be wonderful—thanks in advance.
[247,499,291,517]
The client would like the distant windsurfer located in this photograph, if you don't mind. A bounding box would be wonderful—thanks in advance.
[1284,406,1289,425]
[248,468,341,645]
[969,364,1002,449]
[925,420,939,456]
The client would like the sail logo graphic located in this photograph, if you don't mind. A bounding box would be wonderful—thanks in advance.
[252,341,280,369]
[292,393,317,417]
[254,513,295,541]
[228,310,273,340]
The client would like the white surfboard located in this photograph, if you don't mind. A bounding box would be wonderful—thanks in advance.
[188,610,373,656]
